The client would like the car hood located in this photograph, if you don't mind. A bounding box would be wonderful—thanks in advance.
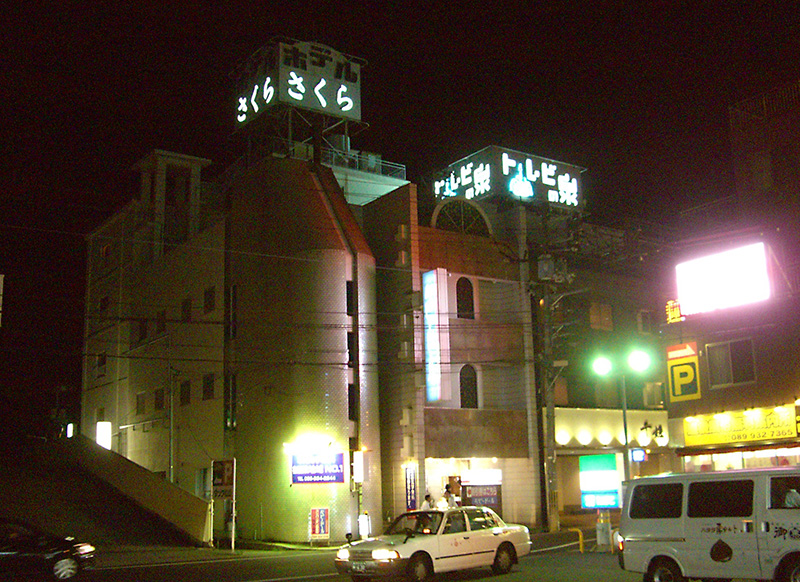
[348,533,415,550]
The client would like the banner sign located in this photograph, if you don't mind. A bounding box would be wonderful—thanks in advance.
[292,452,345,484]
[684,404,798,447]
[405,465,417,510]
[309,507,330,540]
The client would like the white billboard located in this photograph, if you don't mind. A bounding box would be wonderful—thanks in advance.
[676,242,771,316]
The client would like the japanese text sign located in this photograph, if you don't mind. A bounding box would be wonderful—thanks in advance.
[291,452,345,484]
[236,41,362,126]
[434,146,583,209]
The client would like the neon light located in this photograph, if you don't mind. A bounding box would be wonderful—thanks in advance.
[423,270,442,401]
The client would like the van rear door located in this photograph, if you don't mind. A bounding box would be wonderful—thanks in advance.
[684,478,761,580]
[760,475,800,578]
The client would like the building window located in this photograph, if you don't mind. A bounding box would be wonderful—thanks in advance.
[204,286,216,314]
[180,380,191,406]
[97,352,107,377]
[637,310,654,334]
[154,388,165,411]
[181,297,192,322]
[99,296,110,312]
[225,285,238,340]
[202,373,215,400]
[224,373,237,431]
[96,407,105,423]
[136,392,146,416]
[136,317,148,343]
[589,301,613,331]
[346,280,355,317]
[456,277,475,319]
[460,364,478,409]
[707,338,756,388]
[156,310,166,334]
[348,382,359,421]
[347,332,355,368]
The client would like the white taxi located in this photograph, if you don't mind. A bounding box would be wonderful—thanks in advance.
[334,506,531,581]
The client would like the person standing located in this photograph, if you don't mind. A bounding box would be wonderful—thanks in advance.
[443,484,457,508]
[420,494,434,511]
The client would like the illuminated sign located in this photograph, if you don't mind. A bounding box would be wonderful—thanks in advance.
[309,508,330,540]
[579,454,620,509]
[405,465,417,510]
[665,300,684,324]
[676,242,771,316]
[213,459,236,499]
[684,404,798,447]
[434,146,583,209]
[291,452,345,484]
[667,342,701,402]
[236,40,362,127]
[422,269,451,401]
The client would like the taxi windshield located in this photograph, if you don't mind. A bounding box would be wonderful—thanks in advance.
[385,511,442,535]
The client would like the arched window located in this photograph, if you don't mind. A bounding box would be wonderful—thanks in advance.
[460,365,478,409]
[456,277,475,319]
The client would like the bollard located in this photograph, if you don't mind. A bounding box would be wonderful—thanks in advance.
[567,527,584,553]
[595,509,613,552]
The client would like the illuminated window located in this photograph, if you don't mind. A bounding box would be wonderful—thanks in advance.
[224,373,237,430]
[456,277,475,319]
[202,373,215,400]
[180,380,191,406]
[135,392,146,416]
[589,302,613,331]
[154,388,165,411]
[460,365,478,409]
[707,339,755,387]
[204,287,216,314]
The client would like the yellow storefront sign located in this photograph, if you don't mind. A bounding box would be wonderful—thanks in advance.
[684,405,798,447]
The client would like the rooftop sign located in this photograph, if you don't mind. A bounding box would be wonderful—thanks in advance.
[434,146,584,210]
[235,40,362,127]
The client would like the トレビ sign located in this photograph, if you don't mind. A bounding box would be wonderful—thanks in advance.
[434,146,584,210]
[235,40,363,126]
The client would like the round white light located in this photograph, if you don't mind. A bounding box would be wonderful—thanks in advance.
[593,357,612,376]
[628,350,651,372]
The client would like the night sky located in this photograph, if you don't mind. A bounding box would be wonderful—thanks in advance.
[2,2,799,427]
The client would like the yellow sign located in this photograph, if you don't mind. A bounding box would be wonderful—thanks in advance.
[666,300,684,324]
[667,342,700,402]
[684,405,798,447]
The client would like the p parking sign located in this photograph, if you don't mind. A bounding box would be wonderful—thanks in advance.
[667,343,701,402]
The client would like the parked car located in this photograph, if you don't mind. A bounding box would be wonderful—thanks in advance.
[334,506,531,581]
[0,518,95,580]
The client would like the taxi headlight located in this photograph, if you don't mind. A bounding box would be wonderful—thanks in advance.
[336,548,350,560]
[75,543,95,556]
[372,548,400,560]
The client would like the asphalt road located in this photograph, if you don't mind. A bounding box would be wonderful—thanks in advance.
[83,546,643,582]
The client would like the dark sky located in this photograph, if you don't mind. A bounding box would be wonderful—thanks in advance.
[2,1,799,423]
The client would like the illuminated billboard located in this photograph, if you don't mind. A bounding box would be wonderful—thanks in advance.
[433,146,584,210]
[579,454,620,509]
[676,242,771,316]
[235,40,362,127]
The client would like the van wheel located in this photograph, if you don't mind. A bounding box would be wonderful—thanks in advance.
[781,557,800,582]
[647,559,684,582]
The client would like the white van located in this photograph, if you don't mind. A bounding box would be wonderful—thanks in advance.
[618,467,800,582]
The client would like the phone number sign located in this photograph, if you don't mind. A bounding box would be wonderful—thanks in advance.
[291,452,345,484]
[684,404,798,447]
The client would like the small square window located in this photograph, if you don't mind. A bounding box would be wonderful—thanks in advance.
[180,380,191,406]
[181,298,192,322]
[203,373,215,400]
[204,287,216,314]
[97,352,107,376]
[136,392,146,416]
[154,388,165,411]
[156,310,166,334]
[136,318,148,343]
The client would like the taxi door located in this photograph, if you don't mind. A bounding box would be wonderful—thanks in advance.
[437,510,478,572]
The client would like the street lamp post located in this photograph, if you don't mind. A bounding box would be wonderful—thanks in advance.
[592,349,652,482]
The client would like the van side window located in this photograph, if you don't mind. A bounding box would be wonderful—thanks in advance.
[771,477,800,508]
[688,480,753,518]
[629,483,683,519]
